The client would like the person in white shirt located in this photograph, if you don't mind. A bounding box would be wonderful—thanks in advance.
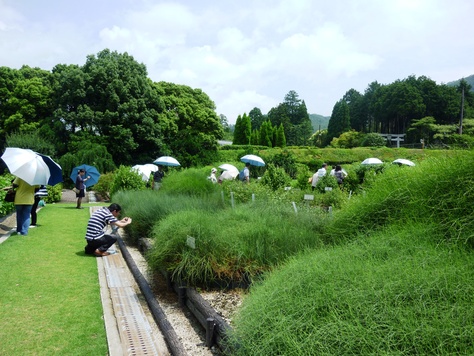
[311,163,327,191]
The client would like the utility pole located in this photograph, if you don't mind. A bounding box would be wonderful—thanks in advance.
[459,87,464,135]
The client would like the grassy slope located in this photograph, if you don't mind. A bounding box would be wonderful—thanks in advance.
[0,203,107,355]
[229,153,474,355]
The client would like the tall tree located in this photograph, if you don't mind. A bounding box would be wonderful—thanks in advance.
[233,113,251,145]
[326,100,350,145]
[249,107,265,130]
[155,81,223,167]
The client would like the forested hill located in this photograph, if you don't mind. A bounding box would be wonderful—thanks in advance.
[447,74,474,90]
[309,114,330,131]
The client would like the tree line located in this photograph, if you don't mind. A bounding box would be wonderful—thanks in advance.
[0,49,223,173]
[232,76,474,149]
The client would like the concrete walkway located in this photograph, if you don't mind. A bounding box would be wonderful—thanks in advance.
[92,205,169,355]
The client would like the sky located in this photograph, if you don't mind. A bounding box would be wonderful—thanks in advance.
[1,0,473,124]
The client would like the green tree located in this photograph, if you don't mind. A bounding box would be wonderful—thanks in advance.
[249,107,265,130]
[233,113,251,145]
[155,81,223,167]
[275,123,286,148]
[326,100,350,145]
[259,120,273,147]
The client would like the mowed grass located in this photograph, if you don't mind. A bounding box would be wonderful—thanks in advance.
[0,203,107,355]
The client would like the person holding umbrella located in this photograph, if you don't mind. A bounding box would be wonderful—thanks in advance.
[75,169,91,209]
[12,177,38,236]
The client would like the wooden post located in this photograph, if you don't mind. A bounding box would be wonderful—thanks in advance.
[206,318,215,347]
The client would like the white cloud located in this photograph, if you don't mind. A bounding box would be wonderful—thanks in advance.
[1,0,474,123]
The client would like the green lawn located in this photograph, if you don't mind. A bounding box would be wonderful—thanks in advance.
[0,203,108,355]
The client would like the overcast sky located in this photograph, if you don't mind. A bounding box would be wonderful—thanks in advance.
[1,0,473,124]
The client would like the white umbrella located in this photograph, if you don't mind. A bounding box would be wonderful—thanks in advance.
[132,164,158,181]
[1,147,51,185]
[392,158,415,166]
[218,164,239,178]
[218,171,236,182]
[361,157,383,165]
[240,154,265,167]
[154,156,180,167]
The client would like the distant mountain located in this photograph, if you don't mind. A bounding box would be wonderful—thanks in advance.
[446,74,474,91]
[309,114,330,132]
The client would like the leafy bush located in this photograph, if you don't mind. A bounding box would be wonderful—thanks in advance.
[93,172,115,200]
[44,184,62,203]
[267,150,298,178]
[109,165,146,196]
[259,163,291,191]
[0,174,15,216]
[360,132,388,147]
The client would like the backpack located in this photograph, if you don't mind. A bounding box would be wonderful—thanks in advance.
[335,171,344,184]
[239,168,246,181]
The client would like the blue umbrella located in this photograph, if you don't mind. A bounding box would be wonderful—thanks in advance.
[38,153,63,185]
[240,154,265,167]
[70,164,101,187]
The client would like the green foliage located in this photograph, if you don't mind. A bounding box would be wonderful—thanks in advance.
[147,202,327,286]
[233,113,252,145]
[93,172,115,201]
[327,152,474,246]
[360,132,387,147]
[109,165,146,196]
[5,131,56,156]
[0,174,15,216]
[44,184,62,203]
[330,129,364,148]
[259,163,291,191]
[160,168,221,197]
[229,224,474,355]
[268,150,298,178]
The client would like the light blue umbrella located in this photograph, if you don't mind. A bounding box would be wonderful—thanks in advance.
[240,154,265,167]
[154,156,180,167]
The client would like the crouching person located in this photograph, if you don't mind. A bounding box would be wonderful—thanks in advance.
[84,203,132,257]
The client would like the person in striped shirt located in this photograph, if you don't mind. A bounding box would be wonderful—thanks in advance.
[84,203,132,257]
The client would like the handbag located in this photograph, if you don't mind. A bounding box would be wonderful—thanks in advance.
[4,189,16,203]
[72,187,80,194]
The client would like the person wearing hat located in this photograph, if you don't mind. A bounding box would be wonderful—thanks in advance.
[208,168,217,184]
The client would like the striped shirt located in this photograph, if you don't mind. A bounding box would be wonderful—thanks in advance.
[85,207,118,240]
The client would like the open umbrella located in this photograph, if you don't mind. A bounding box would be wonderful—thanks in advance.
[38,153,63,185]
[70,164,101,187]
[392,158,415,166]
[154,156,180,167]
[218,163,239,178]
[240,154,265,167]
[361,157,383,165]
[132,164,158,182]
[218,170,237,182]
[1,147,51,185]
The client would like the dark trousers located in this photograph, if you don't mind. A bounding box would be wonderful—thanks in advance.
[84,234,117,254]
[31,196,41,225]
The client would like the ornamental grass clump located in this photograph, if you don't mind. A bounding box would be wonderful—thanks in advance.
[146,200,328,286]
[326,151,474,247]
[229,224,474,355]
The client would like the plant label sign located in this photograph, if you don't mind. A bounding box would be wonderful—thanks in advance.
[186,235,196,249]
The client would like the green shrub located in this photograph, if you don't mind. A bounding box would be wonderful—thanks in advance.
[160,168,220,197]
[0,174,15,216]
[109,165,146,197]
[94,172,115,200]
[44,184,62,203]
[259,163,291,191]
